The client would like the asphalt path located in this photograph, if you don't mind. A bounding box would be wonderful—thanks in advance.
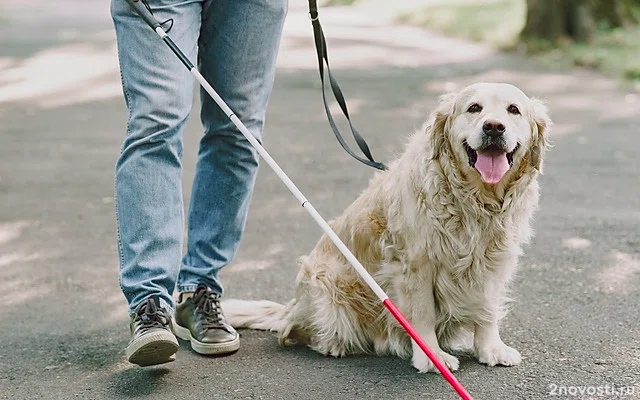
[1,1,638,399]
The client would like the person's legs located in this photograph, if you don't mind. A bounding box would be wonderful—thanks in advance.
[173,0,287,356]
[112,0,201,315]
[177,0,288,294]
[111,0,203,365]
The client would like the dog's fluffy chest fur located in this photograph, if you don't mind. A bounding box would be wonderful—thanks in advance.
[427,207,518,325]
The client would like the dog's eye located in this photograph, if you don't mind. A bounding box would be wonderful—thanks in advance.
[507,104,521,115]
[467,103,482,113]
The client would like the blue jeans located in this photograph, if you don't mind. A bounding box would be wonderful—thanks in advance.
[111,0,287,315]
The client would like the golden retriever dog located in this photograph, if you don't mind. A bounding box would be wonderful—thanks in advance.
[223,82,551,372]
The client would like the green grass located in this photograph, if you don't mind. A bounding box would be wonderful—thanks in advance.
[397,0,526,48]
[399,0,640,86]
[565,27,640,83]
[328,0,640,86]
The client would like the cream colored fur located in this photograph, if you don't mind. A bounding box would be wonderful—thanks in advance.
[222,82,552,372]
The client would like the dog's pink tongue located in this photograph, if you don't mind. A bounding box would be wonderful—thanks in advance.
[475,151,509,184]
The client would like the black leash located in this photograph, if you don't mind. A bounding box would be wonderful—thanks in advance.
[308,0,387,171]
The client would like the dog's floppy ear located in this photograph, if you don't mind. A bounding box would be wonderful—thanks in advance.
[427,92,456,159]
[529,98,552,174]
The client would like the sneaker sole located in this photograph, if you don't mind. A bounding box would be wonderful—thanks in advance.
[126,330,179,367]
[174,324,240,355]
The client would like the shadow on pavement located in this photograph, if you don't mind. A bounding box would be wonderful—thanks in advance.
[109,367,172,398]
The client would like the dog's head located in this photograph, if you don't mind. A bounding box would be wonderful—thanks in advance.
[429,82,551,186]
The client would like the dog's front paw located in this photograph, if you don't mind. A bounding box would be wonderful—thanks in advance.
[476,343,521,367]
[412,350,460,373]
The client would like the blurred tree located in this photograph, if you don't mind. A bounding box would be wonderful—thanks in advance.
[521,0,640,43]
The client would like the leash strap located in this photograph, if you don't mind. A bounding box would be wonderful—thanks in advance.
[308,0,387,171]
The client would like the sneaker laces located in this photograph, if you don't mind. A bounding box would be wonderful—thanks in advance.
[192,285,226,330]
[135,296,170,329]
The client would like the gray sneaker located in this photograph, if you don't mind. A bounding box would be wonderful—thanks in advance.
[126,295,179,366]
[174,284,240,355]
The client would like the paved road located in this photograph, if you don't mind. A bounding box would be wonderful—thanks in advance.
[1,1,639,399]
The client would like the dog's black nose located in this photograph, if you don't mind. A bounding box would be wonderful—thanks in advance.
[482,119,506,137]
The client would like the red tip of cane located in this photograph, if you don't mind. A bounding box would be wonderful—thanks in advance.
[383,299,473,400]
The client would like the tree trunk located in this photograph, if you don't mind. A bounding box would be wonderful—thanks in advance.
[521,0,563,42]
[591,0,640,28]
[520,0,639,43]
[521,0,594,42]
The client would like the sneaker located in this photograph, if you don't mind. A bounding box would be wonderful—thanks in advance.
[126,295,179,367]
[174,284,240,355]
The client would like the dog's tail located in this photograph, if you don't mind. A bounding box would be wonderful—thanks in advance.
[221,299,291,333]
